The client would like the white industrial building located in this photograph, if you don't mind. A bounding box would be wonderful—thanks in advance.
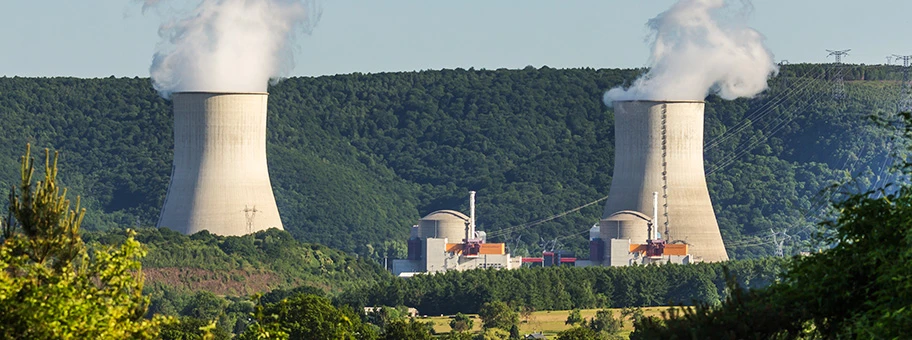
[392,193,523,277]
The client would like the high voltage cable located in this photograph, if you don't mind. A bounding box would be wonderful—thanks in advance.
[704,70,846,251]
[708,88,827,175]
[724,237,775,248]
[486,195,608,238]
[722,70,903,254]
[719,73,903,255]
[497,73,832,241]
[704,72,829,152]
[704,72,829,150]
[704,72,827,150]
[705,69,841,176]
[556,229,590,241]
[706,88,830,176]
[492,69,887,250]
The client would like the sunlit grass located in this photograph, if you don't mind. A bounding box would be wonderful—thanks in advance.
[421,306,671,339]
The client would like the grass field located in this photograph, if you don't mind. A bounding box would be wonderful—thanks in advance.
[422,307,671,339]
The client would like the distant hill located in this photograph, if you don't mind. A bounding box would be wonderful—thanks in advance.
[83,227,389,297]
[0,64,905,260]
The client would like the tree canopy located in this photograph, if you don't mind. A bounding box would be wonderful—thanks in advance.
[0,145,167,338]
[629,113,912,339]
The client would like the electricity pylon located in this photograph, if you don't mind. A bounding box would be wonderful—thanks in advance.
[892,54,912,112]
[827,49,851,100]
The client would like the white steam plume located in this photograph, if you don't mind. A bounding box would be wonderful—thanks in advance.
[141,0,320,97]
[604,0,777,105]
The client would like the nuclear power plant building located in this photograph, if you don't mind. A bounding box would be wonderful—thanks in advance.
[392,193,523,277]
[591,100,728,265]
[157,92,284,236]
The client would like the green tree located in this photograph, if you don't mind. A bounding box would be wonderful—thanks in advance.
[509,324,521,339]
[365,306,406,333]
[449,312,474,333]
[478,301,519,331]
[181,291,228,321]
[631,113,912,338]
[480,327,511,340]
[587,310,622,335]
[556,326,600,340]
[159,317,229,340]
[239,293,377,340]
[379,318,433,340]
[566,308,584,325]
[620,307,645,326]
[0,145,168,338]
[440,331,475,340]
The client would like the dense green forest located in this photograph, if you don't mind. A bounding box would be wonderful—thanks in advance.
[0,64,905,261]
[83,227,389,296]
[337,258,783,316]
[76,228,784,337]
[79,227,391,337]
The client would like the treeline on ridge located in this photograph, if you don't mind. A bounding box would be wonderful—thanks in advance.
[0,64,904,261]
[336,258,783,316]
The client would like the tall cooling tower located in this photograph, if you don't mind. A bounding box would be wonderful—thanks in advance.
[157,92,284,236]
[600,100,728,262]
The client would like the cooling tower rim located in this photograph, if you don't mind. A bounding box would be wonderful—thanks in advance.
[172,91,269,95]
[614,100,704,104]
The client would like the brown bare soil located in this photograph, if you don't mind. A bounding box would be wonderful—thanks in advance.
[144,267,282,296]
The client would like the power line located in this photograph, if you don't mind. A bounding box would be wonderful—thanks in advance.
[243,205,259,234]
[891,54,912,112]
[770,229,790,257]
[706,76,833,176]
[704,71,829,152]
[827,49,851,100]
[486,195,608,238]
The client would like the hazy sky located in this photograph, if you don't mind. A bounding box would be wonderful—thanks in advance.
[0,1,909,78]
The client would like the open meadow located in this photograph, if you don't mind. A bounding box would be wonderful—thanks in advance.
[423,307,670,338]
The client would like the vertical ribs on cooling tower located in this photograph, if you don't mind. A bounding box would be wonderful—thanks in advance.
[600,100,728,262]
[157,92,284,236]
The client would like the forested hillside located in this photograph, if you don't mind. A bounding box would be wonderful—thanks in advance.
[0,64,904,260]
[83,227,389,296]
[337,258,783,316]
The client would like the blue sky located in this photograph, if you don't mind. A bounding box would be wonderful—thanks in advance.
[1,0,909,78]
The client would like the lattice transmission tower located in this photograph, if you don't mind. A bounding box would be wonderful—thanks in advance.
[892,54,912,112]
[770,229,790,257]
[243,205,259,234]
[827,49,851,99]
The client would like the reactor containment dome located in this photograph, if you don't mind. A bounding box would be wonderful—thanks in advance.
[600,100,728,262]
[157,92,284,236]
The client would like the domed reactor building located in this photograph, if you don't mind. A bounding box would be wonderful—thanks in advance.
[587,100,728,266]
[157,92,284,236]
[392,192,523,277]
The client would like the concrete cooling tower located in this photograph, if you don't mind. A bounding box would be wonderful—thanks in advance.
[157,92,284,236]
[600,100,728,262]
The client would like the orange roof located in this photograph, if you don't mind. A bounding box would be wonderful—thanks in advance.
[629,243,688,256]
[478,243,505,255]
[445,243,463,253]
[664,244,688,256]
[445,243,507,255]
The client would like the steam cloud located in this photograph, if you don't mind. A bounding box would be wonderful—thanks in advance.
[604,0,777,104]
[142,0,320,97]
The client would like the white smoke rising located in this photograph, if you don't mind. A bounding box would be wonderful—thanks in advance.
[604,0,777,105]
[142,0,320,97]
